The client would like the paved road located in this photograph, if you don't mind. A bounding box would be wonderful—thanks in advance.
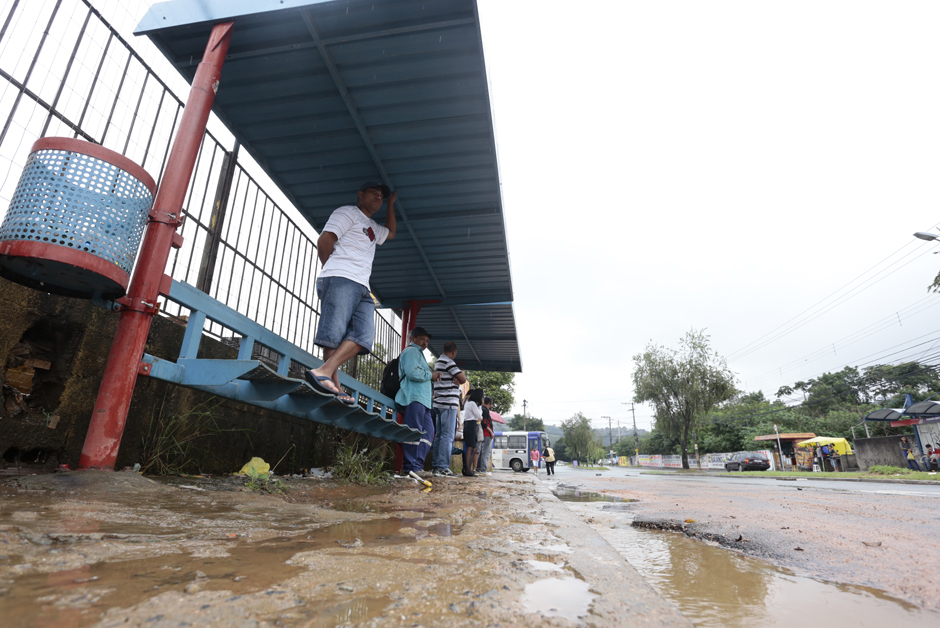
[545,463,940,498]
[537,463,940,612]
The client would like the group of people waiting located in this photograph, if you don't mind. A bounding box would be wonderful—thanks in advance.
[900,435,940,471]
[813,444,842,472]
[393,327,496,477]
[295,181,501,478]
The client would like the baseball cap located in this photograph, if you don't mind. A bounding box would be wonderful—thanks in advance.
[359,181,391,199]
[410,326,432,339]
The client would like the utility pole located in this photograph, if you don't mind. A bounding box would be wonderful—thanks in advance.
[618,421,621,444]
[602,415,611,455]
[523,399,527,431]
[624,402,639,465]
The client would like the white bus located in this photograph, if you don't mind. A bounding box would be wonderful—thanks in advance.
[490,430,550,472]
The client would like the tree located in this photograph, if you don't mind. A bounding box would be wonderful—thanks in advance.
[632,329,736,469]
[465,371,515,414]
[507,414,545,432]
[560,412,594,462]
[552,438,569,461]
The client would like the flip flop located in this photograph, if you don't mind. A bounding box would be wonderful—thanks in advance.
[304,370,340,396]
[335,392,356,405]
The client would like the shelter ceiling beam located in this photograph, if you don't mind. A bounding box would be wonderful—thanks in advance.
[172,18,476,68]
[449,305,481,366]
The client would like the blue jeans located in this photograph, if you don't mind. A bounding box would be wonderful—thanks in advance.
[314,276,374,354]
[401,402,433,473]
[907,458,921,471]
[431,407,457,470]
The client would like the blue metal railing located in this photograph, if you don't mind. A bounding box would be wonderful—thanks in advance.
[141,279,419,443]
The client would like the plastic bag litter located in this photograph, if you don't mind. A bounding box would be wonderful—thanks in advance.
[238,457,270,478]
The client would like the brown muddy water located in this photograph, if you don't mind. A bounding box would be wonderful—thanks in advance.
[554,487,940,628]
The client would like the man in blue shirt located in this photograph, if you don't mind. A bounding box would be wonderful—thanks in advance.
[395,326,440,474]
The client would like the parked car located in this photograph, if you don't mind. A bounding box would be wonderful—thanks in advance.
[724,451,770,472]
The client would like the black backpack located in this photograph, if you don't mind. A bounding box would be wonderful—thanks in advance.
[380,356,403,398]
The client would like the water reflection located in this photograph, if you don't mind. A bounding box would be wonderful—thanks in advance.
[556,490,940,628]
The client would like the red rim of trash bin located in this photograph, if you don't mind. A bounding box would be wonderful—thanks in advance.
[0,239,130,296]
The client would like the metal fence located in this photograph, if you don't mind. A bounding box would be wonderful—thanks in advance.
[0,0,400,386]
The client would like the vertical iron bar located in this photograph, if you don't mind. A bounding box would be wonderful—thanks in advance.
[41,6,92,137]
[0,0,22,47]
[230,175,254,314]
[0,0,64,147]
[75,31,112,135]
[122,71,150,155]
[196,142,239,293]
[155,104,181,186]
[266,212,285,331]
[100,51,132,145]
[179,135,212,285]
[141,87,166,170]
[243,188,264,322]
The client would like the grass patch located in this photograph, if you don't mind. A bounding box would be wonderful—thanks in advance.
[140,395,248,475]
[573,465,610,471]
[867,465,939,481]
[331,439,392,485]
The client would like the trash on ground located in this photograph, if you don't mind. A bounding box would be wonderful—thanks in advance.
[237,457,270,478]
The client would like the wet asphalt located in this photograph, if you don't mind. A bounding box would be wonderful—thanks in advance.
[542,463,940,612]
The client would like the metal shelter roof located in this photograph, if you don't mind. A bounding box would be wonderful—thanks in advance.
[137,0,520,372]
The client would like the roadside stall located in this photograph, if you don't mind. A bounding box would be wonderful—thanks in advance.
[753,433,815,470]
[795,437,854,471]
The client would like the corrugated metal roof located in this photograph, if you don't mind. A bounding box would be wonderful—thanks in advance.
[137,0,520,372]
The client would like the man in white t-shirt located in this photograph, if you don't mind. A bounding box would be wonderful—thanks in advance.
[305,182,397,402]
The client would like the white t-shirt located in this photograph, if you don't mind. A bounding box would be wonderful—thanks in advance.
[464,401,483,422]
[318,205,389,289]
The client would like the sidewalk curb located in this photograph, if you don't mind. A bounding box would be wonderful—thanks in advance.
[530,476,693,627]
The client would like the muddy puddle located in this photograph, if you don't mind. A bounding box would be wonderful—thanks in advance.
[555,487,940,627]
[0,475,465,628]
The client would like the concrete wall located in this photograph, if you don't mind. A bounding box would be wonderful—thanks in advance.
[853,435,907,471]
[0,279,369,474]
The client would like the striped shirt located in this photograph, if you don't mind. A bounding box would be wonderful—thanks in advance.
[432,355,463,409]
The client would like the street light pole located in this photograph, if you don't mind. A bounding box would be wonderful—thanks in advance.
[523,399,528,431]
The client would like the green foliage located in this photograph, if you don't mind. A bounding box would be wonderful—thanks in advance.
[633,329,736,468]
[560,412,594,461]
[464,370,515,414]
[140,395,244,475]
[245,468,285,494]
[349,342,388,391]
[552,438,569,461]
[507,413,545,431]
[331,439,392,485]
[775,361,940,415]
[869,465,912,475]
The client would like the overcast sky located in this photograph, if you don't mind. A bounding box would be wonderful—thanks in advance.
[86,1,940,433]
[476,0,940,431]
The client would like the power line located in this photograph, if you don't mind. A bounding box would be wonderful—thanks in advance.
[727,232,940,362]
[744,295,940,387]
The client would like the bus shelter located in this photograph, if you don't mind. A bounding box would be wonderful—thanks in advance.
[0,0,522,469]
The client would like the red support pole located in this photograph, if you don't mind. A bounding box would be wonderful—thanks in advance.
[400,301,411,352]
[78,23,235,470]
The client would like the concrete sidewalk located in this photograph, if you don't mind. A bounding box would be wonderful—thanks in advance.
[0,470,690,627]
